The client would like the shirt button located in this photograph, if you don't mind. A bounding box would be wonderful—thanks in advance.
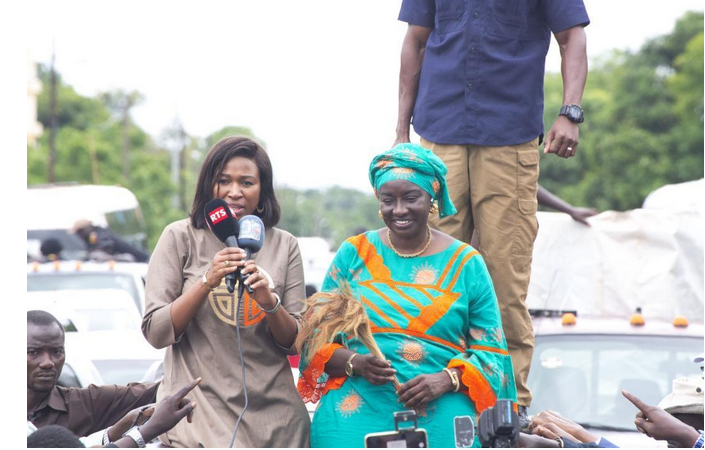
[467,82,474,89]
[473,11,479,18]
[470,46,477,53]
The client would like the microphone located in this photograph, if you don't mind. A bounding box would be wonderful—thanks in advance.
[204,198,240,293]
[236,215,265,293]
[237,215,265,260]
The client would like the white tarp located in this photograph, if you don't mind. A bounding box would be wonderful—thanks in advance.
[526,180,704,323]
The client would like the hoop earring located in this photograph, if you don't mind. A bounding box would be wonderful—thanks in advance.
[256,203,265,214]
[430,203,439,215]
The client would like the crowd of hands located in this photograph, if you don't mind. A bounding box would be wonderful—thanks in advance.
[99,378,201,448]
[104,375,699,448]
[518,390,701,448]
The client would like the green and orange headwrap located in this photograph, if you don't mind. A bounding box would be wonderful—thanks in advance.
[369,143,457,218]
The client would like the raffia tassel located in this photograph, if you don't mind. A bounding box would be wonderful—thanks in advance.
[296,282,401,389]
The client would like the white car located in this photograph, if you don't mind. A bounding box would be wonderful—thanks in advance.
[27,260,148,314]
[528,310,703,448]
[26,289,142,332]
[64,330,165,386]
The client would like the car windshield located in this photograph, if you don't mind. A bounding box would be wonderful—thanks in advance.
[71,309,138,332]
[27,273,140,312]
[93,360,159,385]
[529,334,702,431]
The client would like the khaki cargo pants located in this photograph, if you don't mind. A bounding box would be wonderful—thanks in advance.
[422,137,539,407]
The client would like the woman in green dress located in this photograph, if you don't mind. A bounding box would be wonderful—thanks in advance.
[298,143,517,448]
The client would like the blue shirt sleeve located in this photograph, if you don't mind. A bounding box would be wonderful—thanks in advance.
[597,437,619,448]
[398,0,435,28]
[541,0,590,33]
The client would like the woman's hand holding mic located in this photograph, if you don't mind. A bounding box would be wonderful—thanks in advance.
[205,247,247,289]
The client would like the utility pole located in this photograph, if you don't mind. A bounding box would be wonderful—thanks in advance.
[88,131,100,184]
[166,117,187,210]
[48,42,57,183]
[121,96,132,182]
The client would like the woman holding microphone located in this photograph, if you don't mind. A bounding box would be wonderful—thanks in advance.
[142,136,310,447]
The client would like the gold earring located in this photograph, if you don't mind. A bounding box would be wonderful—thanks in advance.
[256,203,264,214]
[378,210,383,219]
[430,203,439,214]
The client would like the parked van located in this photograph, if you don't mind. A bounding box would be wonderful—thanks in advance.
[27,184,148,260]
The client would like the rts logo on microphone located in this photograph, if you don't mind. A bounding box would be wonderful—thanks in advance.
[208,207,228,225]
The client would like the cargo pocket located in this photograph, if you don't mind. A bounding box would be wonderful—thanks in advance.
[517,149,539,215]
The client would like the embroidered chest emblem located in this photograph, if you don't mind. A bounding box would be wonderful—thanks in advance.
[410,262,439,284]
[209,283,265,327]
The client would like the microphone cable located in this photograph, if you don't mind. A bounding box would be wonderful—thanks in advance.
[228,280,249,448]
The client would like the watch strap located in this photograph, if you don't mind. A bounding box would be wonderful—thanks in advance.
[559,104,584,123]
[345,353,358,377]
[123,427,146,448]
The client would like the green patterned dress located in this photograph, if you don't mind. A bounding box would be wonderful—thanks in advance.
[298,231,517,448]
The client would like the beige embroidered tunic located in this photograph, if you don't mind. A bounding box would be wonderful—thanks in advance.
[142,219,310,448]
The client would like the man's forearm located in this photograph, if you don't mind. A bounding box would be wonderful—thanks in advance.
[396,26,430,142]
[557,26,587,105]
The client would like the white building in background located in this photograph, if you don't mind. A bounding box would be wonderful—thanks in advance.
[27,53,43,146]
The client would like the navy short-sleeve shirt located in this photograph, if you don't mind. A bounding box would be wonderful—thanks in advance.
[399,0,589,146]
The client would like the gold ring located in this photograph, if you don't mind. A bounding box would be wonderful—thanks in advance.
[224,260,230,267]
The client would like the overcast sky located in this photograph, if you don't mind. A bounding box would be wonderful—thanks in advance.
[27,0,704,192]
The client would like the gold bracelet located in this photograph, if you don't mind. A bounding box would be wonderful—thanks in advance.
[443,368,460,392]
[202,270,216,292]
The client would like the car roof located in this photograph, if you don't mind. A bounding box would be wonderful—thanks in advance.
[27,185,139,230]
[27,288,138,310]
[532,315,704,338]
[27,260,148,277]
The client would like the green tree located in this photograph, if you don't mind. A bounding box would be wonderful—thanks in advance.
[539,12,704,211]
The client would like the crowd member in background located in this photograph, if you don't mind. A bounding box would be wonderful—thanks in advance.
[70,219,150,262]
[39,238,64,262]
[537,185,599,225]
[298,144,516,447]
[27,425,84,448]
[393,0,591,425]
[142,136,310,447]
[27,310,159,443]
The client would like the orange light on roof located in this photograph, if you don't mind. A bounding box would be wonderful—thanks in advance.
[53,261,61,271]
[108,260,115,270]
[673,316,689,328]
[75,261,82,271]
[630,313,645,326]
[561,312,577,326]
[32,261,39,272]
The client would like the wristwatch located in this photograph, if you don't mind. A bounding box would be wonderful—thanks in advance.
[559,104,584,123]
[123,426,146,448]
[345,353,358,377]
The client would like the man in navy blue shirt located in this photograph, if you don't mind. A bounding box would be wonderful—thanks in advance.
[394,0,590,425]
